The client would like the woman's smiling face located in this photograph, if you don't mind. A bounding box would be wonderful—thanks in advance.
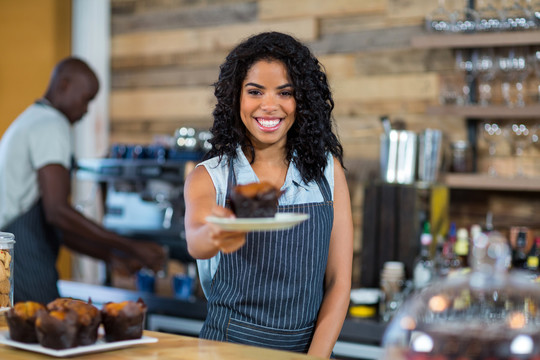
[239,59,296,150]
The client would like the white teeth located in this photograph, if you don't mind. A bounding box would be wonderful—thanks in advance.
[258,119,280,128]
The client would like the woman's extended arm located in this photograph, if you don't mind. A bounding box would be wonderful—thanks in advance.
[308,159,353,358]
[184,165,247,258]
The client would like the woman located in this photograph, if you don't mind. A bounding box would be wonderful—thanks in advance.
[184,31,352,358]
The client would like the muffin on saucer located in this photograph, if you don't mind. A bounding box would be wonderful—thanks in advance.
[230,181,282,218]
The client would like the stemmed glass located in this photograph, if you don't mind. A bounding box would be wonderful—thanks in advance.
[531,124,540,153]
[439,72,461,105]
[530,0,540,26]
[475,48,498,106]
[455,49,477,105]
[531,124,540,147]
[426,0,455,32]
[530,46,540,103]
[481,121,504,176]
[504,122,532,177]
[498,47,531,107]
[512,47,531,107]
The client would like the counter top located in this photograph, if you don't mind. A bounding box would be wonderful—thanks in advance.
[0,282,384,360]
[57,280,387,346]
[0,326,324,360]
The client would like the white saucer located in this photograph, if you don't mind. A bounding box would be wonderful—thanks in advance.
[206,213,309,232]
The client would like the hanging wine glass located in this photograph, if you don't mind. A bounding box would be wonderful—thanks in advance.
[476,0,504,31]
[523,0,540,27]
[452,0,480,32]
[481,121,504,176]
[531,0,540,28]
[500,0,536,30]
[503,122,532,177]
[426,0,455,32]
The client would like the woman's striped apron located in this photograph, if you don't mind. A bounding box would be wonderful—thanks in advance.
[199,162,333,353]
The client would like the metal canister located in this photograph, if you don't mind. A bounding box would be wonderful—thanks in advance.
[380,130,417,184]
[418,129,443,183]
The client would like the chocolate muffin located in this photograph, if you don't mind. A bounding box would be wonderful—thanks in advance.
[101,299,147,342]
[47,298,101,346]
[5,301,46,343]
[35,308,78,349]
[230,181,282,218]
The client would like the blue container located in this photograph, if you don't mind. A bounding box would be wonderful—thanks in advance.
[136,269,155,293]
[172,274,194,300]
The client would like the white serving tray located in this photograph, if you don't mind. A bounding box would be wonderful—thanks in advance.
[0,330,157,358]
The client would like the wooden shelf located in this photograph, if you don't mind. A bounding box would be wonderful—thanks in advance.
[426,104,540,119]
[442,173,540,191]
[411,31,540,49]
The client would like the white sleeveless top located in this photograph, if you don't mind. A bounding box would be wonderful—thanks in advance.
[195,146,334,297]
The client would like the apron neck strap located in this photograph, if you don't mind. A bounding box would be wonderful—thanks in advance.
[315,175,332,202]
[224,160,237,209]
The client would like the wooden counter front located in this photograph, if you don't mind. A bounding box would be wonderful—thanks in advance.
[0,326,324,360]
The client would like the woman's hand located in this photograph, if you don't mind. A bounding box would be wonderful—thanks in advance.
[207,205,247,253]
[185,165,247,258]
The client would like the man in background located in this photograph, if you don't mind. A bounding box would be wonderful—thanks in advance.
[0,57,165,303]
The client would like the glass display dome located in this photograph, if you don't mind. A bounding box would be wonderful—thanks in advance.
[382,231,540,360]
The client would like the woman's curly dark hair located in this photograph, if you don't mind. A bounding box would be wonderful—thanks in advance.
[206,31,344,184]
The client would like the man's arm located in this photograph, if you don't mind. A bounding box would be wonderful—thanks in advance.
[38,164,165,272]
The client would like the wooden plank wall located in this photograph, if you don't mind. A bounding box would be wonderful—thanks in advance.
[109,0,465,150]
[110,0,540,285]
[108,0,467,285]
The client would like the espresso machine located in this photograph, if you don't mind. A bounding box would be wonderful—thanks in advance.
[75,128,210,263]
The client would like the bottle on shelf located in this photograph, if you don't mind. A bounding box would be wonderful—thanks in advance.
[433,234,446,277]
[413,222,435,290]
[484,211,494,233]
[470,224,482,243]
[526,237,540,279]
[511,227,529,269]
[454,227,470,270]
[469,224,483,270]
[440,222,462,277]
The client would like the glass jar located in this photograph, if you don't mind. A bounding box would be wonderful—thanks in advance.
[382,231,540,359]
[450,140,473,173]
[0,232,15,309]
[380,261,406,322]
